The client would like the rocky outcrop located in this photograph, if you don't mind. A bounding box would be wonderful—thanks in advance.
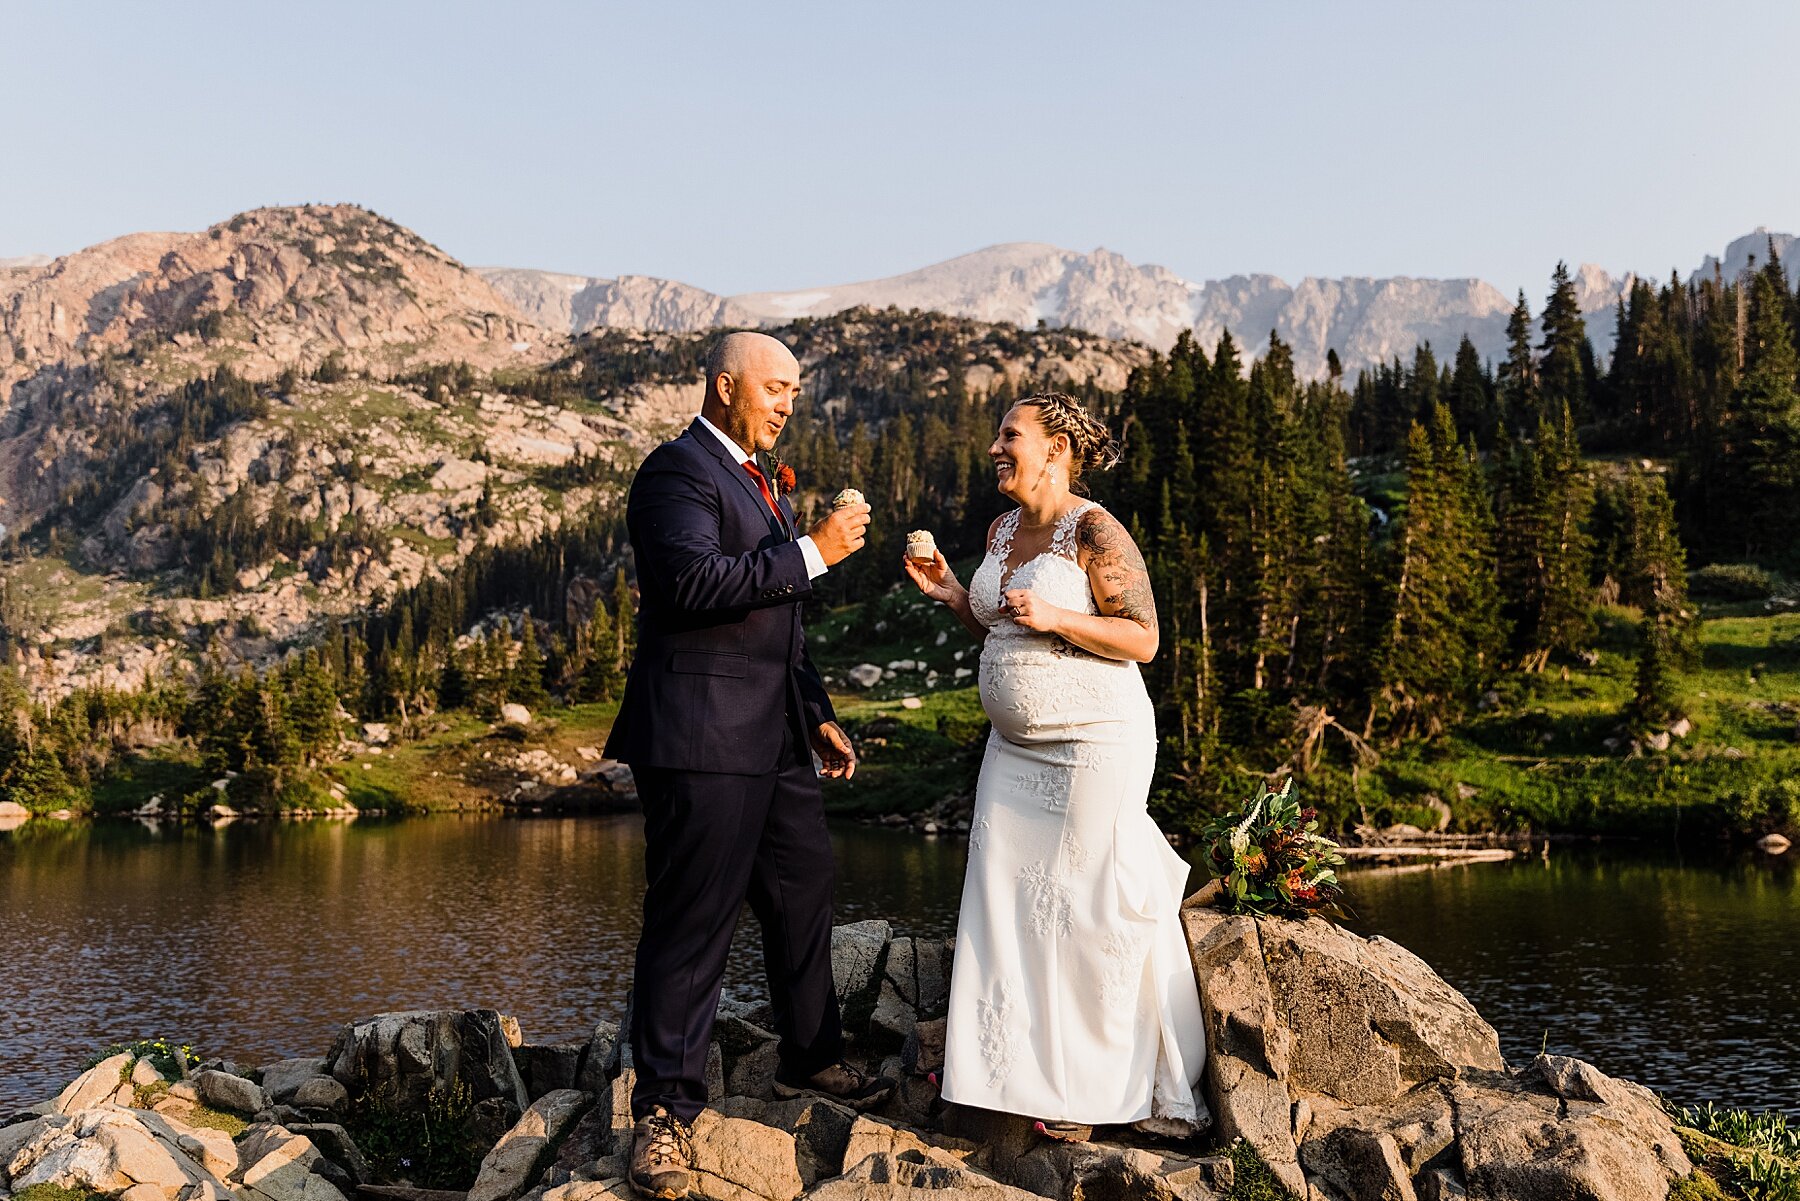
[1182,901,1694,1201]
[4,915,1716,1201]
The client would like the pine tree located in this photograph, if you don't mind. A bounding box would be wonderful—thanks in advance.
[1495,404,1594,669]
[1498,291,1539,433]
[1717,270,1800,555]
[1374,406,1506,739]
[1448,336,1497,446]
[510,618,550,708]
[1539,262,1591,423]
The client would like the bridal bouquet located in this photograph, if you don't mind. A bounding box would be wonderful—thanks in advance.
[1199,777,1346,918]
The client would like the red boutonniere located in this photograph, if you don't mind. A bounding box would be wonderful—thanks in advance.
[774,462,797,497]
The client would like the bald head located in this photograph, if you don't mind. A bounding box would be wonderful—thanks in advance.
[701,331,803,455]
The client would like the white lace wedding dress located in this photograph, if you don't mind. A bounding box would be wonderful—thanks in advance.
[940,502,1208,1126]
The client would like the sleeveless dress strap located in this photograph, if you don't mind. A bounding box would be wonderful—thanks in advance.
[992,508,1021,562]
[1050,501,1096,560]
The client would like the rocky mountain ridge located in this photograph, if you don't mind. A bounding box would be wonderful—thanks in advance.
[483,230,1794,379]
[0,207,1147,700]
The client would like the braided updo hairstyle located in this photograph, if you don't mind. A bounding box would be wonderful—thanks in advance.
[1017,392,1122,494]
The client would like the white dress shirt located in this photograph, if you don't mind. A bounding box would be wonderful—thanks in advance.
[695,414,828,579]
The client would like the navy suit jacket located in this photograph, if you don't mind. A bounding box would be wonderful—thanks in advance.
[604,419,836,775]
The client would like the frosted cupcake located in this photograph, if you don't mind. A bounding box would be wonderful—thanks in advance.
[833,488,865,509]
[906,530,937,562]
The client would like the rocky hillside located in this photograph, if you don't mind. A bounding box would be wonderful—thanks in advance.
[0,207,1148,701]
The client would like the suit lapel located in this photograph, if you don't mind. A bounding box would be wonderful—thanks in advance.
[686,419,788,541]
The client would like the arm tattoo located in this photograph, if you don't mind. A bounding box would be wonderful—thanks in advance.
[1077,511,1158,630]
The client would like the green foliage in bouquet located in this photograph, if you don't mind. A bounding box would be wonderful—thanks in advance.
[1200,777,1346,918]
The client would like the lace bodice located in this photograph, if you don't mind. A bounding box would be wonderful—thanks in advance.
[969,503,1101,651]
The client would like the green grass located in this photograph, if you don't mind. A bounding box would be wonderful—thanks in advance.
[1675,1118,1800,1201]
[14,1186,106,1201]
[1223,1139,1299,1201]
[326,700,621,812]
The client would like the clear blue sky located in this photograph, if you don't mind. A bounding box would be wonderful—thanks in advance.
[4,0,1795,298]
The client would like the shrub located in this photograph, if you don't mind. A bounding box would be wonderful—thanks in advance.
[1692,563,1785,602]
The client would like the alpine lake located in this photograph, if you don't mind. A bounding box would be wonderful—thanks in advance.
[2,813,1795,1116]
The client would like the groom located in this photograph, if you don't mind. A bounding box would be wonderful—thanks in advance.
[604,331,889,1200]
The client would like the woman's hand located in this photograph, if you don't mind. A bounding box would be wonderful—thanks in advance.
[1001,588,1063,634]
[902,549,962,604]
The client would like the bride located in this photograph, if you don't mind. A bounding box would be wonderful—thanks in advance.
[902,392,1207,1141]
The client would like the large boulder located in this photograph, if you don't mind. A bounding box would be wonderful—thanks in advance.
[1180,897,1693,1201]
[1452,1059,1692,1201]
[688,1108,806,1201]
[1257,917,1505,1104]
[467,1088,593,1201]
[1180,909,1304,1194]
[324,1009,529,1116]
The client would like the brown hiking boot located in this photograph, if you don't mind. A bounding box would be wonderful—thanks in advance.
[628,1105,694,1200]
[772,1059,896,1110]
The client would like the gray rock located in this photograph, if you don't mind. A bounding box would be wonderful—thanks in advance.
[1179,906,1304,1196]
[900,1019,946,1077]
[866,979,917,1050]
[287,1122,374,1186]
[261,1057,330,1105]
[881,937,954,1015]
[799,1150,1041,1199]
[192,1068,273,1117]
[1299,1125,1417,1201]
[574,1018,623,1095]
[468,1088,594,1201]
[717,1096,857,1188]
[831,921,892,1025]
[1012,1141,1175,1201]
[291,1076,349,1115]
[845,664,884,689]
[1256,917,1505,1105]
[725,1040,783,1101]
[234,1123,347,1201]
[324,1009,529,1117]
[1454,1071,1689,1201]
[516,1042,585,1100]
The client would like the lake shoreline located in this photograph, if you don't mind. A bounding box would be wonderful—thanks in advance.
[4,903,1785,1201]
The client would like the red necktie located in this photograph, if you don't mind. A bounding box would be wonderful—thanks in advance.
[742,460,784,524]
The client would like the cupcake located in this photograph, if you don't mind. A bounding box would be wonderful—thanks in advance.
[832,487,866,509]
[906,530,937,562]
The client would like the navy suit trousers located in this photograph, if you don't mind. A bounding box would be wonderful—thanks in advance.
[628,727,845,1123]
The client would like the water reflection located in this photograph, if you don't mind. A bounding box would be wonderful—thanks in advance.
[0,815,968,1109]
[2,819,1795,1115]
[1343,848,1800,1115]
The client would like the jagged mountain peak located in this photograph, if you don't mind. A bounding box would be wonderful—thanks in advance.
[1,205,547,388]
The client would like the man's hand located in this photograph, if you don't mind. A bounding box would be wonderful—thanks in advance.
[808,503,871,567]
[812,721,857,780]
